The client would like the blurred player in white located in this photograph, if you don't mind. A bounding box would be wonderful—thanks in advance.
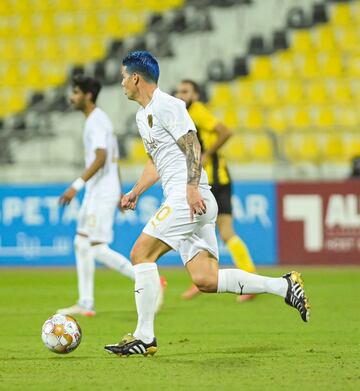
[105,51,310,357]
[57,75,165,316]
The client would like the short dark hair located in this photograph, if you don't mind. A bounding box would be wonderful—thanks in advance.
[122,51,160,83]
[181,79,201,95]
[72,75,102,103]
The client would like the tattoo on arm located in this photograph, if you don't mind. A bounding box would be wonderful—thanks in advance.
[176,131,202,186]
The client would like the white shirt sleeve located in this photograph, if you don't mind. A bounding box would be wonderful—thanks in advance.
[160,99,197,141]
[88,119,107,151]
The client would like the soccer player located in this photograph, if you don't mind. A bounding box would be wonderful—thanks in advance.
[57,75,164,316]
[175,79,257,302]
[105,51,310,357]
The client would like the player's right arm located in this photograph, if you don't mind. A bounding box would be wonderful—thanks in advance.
[59,148,106,205]
[121,156,160,210]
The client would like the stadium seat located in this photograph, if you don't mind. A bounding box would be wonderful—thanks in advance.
[296,54,319,79]
[287,106,311,130]
[249,135,273,161]
[272,51,296,79]
[238,107,265,130]
[335,27,360,53]
[233,79,256,106]
[320,53,343,77]
[330,3,353,26]
[323,135,345,162]
[256,81,279,107]
[328,79,352,104]
[313,25,337,52]
[250,56,273,80]
[223,108,240,128]
[222,134,248,162]
[279,79,305,105]
[127,138,148,163]
[209,83,233,108]
[306,80,328,105]
[284,134,320,162]
[266,106,288,134]
[313,106,335,129]
[291,30,314,53]
[335,106,359,128]
[345,54,360,77]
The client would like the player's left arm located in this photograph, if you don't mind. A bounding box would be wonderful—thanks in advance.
[176,131,207,219]
[59,149,106,205]
[203,122,233,165]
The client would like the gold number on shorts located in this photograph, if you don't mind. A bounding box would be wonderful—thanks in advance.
[151,205,171,227]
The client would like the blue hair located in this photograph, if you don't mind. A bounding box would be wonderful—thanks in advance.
[122,51,160,84]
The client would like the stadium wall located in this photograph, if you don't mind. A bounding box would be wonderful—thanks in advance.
[0,180,359,267]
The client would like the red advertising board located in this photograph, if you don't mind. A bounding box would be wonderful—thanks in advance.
[278,181,360,265]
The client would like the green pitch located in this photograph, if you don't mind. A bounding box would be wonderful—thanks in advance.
[1,267,359,391]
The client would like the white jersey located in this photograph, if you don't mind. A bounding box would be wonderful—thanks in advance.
[136,88,209,197]
[83,107,120,199]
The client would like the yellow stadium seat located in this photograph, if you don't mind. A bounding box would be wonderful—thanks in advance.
[256,81,279,107]
[250,56,273,80]
[17,39,39,62]
[323,135,345,162]
[266,106,288,133]
[55,13,78,35]
[272,51,296,79]
[313,106,335,128]
[3,64,22,87]
[17,15,33,37]
[306,80,328,104]
[53,0,77,12]
[330,3,353,26]
[284,134,320,162]
[0,39,17,61]
[238,107,265,130]
[313,25,337,51]
[222,135,248,162]
[320,53,343,77]
[291,30,314,53]
[250,135,273,161]
[335,106,359,128]
[345,54,360,77]
[345,135,360,159]
[128,138,148,163]
[353,1,360,24]
[209,83,233,108]
[336,27,360,53]
[34,13,56,36]
[287,106,311,130]
[223,108,239,128]
[102,13,126,38]
[6,89,28,116]
[233,79,256,105]
[329,79,352,103]
[279,79,305,105]
[43,62,68,87]
[38,38,63,61]
[62,39,84,63]
[296,54,319,79]
[24,64,46,90]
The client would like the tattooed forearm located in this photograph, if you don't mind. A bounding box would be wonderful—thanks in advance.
[176,131,202,186]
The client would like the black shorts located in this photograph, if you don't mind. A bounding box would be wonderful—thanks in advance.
[210,183,232,215]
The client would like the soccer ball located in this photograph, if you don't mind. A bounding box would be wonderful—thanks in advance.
[41,314,82,354]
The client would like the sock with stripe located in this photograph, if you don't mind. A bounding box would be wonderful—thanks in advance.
[226,235,257,273]
[217,268,287,297]
[133,263,160,344]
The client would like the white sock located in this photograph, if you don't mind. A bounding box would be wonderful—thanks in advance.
[74,235,95,309]
[133,263,160,344]
[217,269,288,297]
[92,244,134,280]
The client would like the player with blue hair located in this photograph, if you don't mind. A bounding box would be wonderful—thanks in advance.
[105,51,310,357]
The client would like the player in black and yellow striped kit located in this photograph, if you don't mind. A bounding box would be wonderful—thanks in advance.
[176,79,257,302]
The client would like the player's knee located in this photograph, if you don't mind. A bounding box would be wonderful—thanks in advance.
[74,234,90,253]
[192,273,217,293]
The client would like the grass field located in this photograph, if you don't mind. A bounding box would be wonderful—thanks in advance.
[1,266,359,391]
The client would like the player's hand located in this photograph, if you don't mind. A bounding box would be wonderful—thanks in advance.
[121,191,139,211]
[59,187,77,206]
[187,185,207,220]
[118,194,126,213]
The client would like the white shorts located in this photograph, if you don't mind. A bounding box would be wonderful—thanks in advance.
[77,195,118,243]
[143,188,219,264]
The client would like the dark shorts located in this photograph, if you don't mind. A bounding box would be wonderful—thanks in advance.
[210,183,232,215]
